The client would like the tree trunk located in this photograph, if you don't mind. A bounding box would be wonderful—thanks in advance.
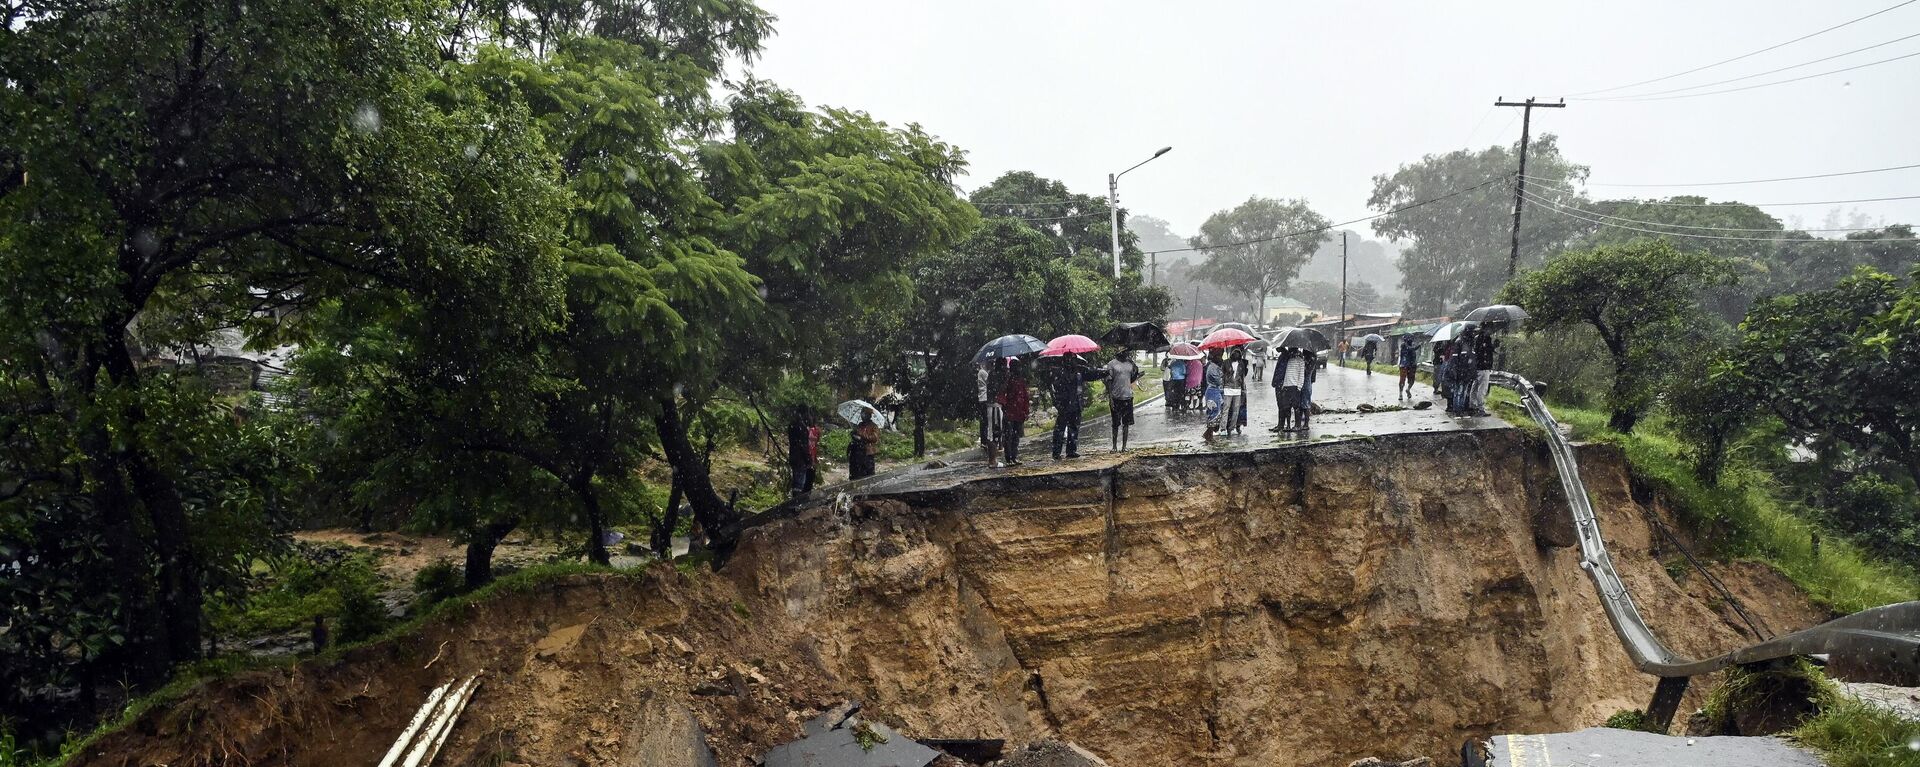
[94,334,205,665]
[464,516,520,589]
[653,397,740,562]
[572,472,611,566]
[67,360,171,685]
[652,478,682,559]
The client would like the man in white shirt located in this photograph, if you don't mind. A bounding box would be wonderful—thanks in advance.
[1103,350,1143,450]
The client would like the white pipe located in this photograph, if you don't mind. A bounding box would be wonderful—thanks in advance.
[404,675,479,767]
[378,681,451,767]
[420,675,482,767]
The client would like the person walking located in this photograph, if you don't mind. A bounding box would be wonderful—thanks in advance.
[786,409,817,498]
[1251,346,1267,382]
[1360,337,1378,375]
[1200,349,1227,441]
[1164,350,1187,410]
[1047,354,1101,460]
[1470,326,1498,417]
[848,412,880,479]
[1104,349,1143,450]
[1397,340,1420,399]
[998,361,1031,466]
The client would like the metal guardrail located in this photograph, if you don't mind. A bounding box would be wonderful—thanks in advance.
[1489,371,1920,680]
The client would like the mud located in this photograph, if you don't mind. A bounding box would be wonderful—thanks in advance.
[69,430,1825,767]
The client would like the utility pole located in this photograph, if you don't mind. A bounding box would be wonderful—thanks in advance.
[1147,252,1157,288]
[1190,284,1200,341]
[1108,147,1173,280]
[1338,231,1349,358]
[1495,97,1566,281]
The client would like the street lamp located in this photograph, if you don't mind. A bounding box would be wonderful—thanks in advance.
[1109,146,1172,279]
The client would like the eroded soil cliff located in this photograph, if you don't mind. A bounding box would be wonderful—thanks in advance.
[71,430,1823,766]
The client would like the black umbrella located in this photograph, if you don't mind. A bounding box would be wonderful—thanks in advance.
[973,334,1046,364]
[1099,322,1169,350]
[1464,304,1529,327]
[1268,326,1331,352]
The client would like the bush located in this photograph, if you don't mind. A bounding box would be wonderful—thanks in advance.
[208,543,389,641]
[411,559,465,610]
[1825,475,1920,569]
[1603,709,1658,732]
[1503,326,1612,409]
[1794,694,1920,767]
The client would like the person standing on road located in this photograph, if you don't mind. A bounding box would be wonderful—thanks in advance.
[978,362,1003,466]
[1470,327,1497,417]
[1164,351,1187,410]
[1434,340,1454,406]
[1048,354,1102,460]
[1104,349,1143,451]
[786,409,817,497]
[1201,349,1227,441]
[1397,340,1420,399]
[1221,347,1249,435]
[1446,334,1478,415]
[998,361,1031,466]
[1271,347,1311,432]
[1251,346,1267,382]
[848,412,881,479]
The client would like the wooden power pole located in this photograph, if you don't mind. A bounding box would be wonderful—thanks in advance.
[1338,231,1348,355]
[1495,97,1566,281]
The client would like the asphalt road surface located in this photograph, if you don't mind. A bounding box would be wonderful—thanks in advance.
[847,361,1508,497]
[1490,728,1826,767]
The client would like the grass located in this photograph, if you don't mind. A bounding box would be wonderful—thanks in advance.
[1794,695,1920,767]
[45,562,638,765]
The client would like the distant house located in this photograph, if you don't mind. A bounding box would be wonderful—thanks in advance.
[1261,295,1315,324]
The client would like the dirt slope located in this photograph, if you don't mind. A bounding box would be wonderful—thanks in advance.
[70,430,1825,767]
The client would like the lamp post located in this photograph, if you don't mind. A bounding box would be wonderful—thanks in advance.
[1109,146,1172,279]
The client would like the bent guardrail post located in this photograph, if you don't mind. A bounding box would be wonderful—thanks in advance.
[1488,371,1920,729]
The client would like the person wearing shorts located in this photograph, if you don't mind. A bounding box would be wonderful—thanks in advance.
[1397,340,1420,399]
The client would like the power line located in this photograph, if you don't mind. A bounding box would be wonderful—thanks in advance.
[968,199,1085,208]
[1000,211,1104,223]
[1517,187,1891,232]
[1548,162,1920,188]
[1518,174,1920,207]
[1154,174,1515,255]
[1577,31,1920,100]
[1580,47,1920,102]
[1525,193,1920,242]
[1564,0,1920,97]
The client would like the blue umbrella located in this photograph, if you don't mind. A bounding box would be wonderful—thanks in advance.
[973,334,1046,364]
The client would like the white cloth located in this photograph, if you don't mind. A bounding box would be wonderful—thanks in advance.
[1472,370,1491,410]
[977,365,990,402]
[1281,357,1307,389]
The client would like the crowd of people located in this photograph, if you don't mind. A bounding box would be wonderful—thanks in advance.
[782,319,1509,499]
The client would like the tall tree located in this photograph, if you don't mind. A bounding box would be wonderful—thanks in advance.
[1,0,566,676]
[1499,240,1734,432]
[1369,135,1591,316]
[1188,197,1331,309]
[969,171,1173,324]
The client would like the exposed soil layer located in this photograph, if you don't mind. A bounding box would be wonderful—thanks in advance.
[70,430,1825,766]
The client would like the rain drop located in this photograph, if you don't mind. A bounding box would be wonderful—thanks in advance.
[132,229,160,257]
[940,299,958,316]
[756,285,768,300]
[623,166,638,183]
[351,103,382,134]
[1909,735,1919,751]
[463,144,479,159]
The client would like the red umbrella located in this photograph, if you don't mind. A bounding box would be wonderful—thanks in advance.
[1166,342,1203,360]
[1198,327,1256,350]
[1039,334,1101,357]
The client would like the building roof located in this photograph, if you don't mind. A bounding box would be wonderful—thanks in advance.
[1262,295,1313,311]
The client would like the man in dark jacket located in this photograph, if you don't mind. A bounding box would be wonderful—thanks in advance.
[786,409,816,497]
[1047,354,1102,460]
[1470,327,1498,416]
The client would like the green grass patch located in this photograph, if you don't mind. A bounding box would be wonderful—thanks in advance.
[48,562,639,765]
[1794,695,1920,767]
[1518,395,1919,613]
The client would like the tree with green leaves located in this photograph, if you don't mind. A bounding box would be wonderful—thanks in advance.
[1499,240,1735,432]
[1370,136,1591,316]
[1,0,568,696]
[1736,268,1920,488]
[1188,197,1331,310]
[969,171,1172,324]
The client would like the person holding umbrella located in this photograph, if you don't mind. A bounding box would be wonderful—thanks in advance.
[849,411,881,479]
[1360,333,1382,375]
[1201,348,1226,441]
[998,360,1032,466]
[1222,347,1249,435]
[1104,349,1144,450]
[1041,338,1105,460]
[1272,347,1311,433]
[1469,325,1498,416]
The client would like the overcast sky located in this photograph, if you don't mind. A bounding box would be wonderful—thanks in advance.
[745,0,1920,238]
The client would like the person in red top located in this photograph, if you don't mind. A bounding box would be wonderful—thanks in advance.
[997,360,1032,466]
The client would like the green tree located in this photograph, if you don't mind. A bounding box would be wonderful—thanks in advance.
[1,0,565,690]
[1499,240,1734,432]
[1665,347,1754,485]
[1575,196,1785,323]
[969,172,1173,324]
[1370,135,1591,315]
[1737,269,1920,488]
[1188,197,1331,310]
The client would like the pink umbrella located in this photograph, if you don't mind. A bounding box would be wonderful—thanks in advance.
[1039,334,1101,357]
[1166,342,1203,360]
[1198,327,1256,350]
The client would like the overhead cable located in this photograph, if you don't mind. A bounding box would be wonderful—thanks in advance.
[1564,0,1919,97]
[1154,174,1515,255]
[1518,175,1920,207]
[1524,193,1920,242]
[1517,188,1892,232]
[1576,31,1920,100]
[1580,48,1920,102]
[1542,162,1920,188]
